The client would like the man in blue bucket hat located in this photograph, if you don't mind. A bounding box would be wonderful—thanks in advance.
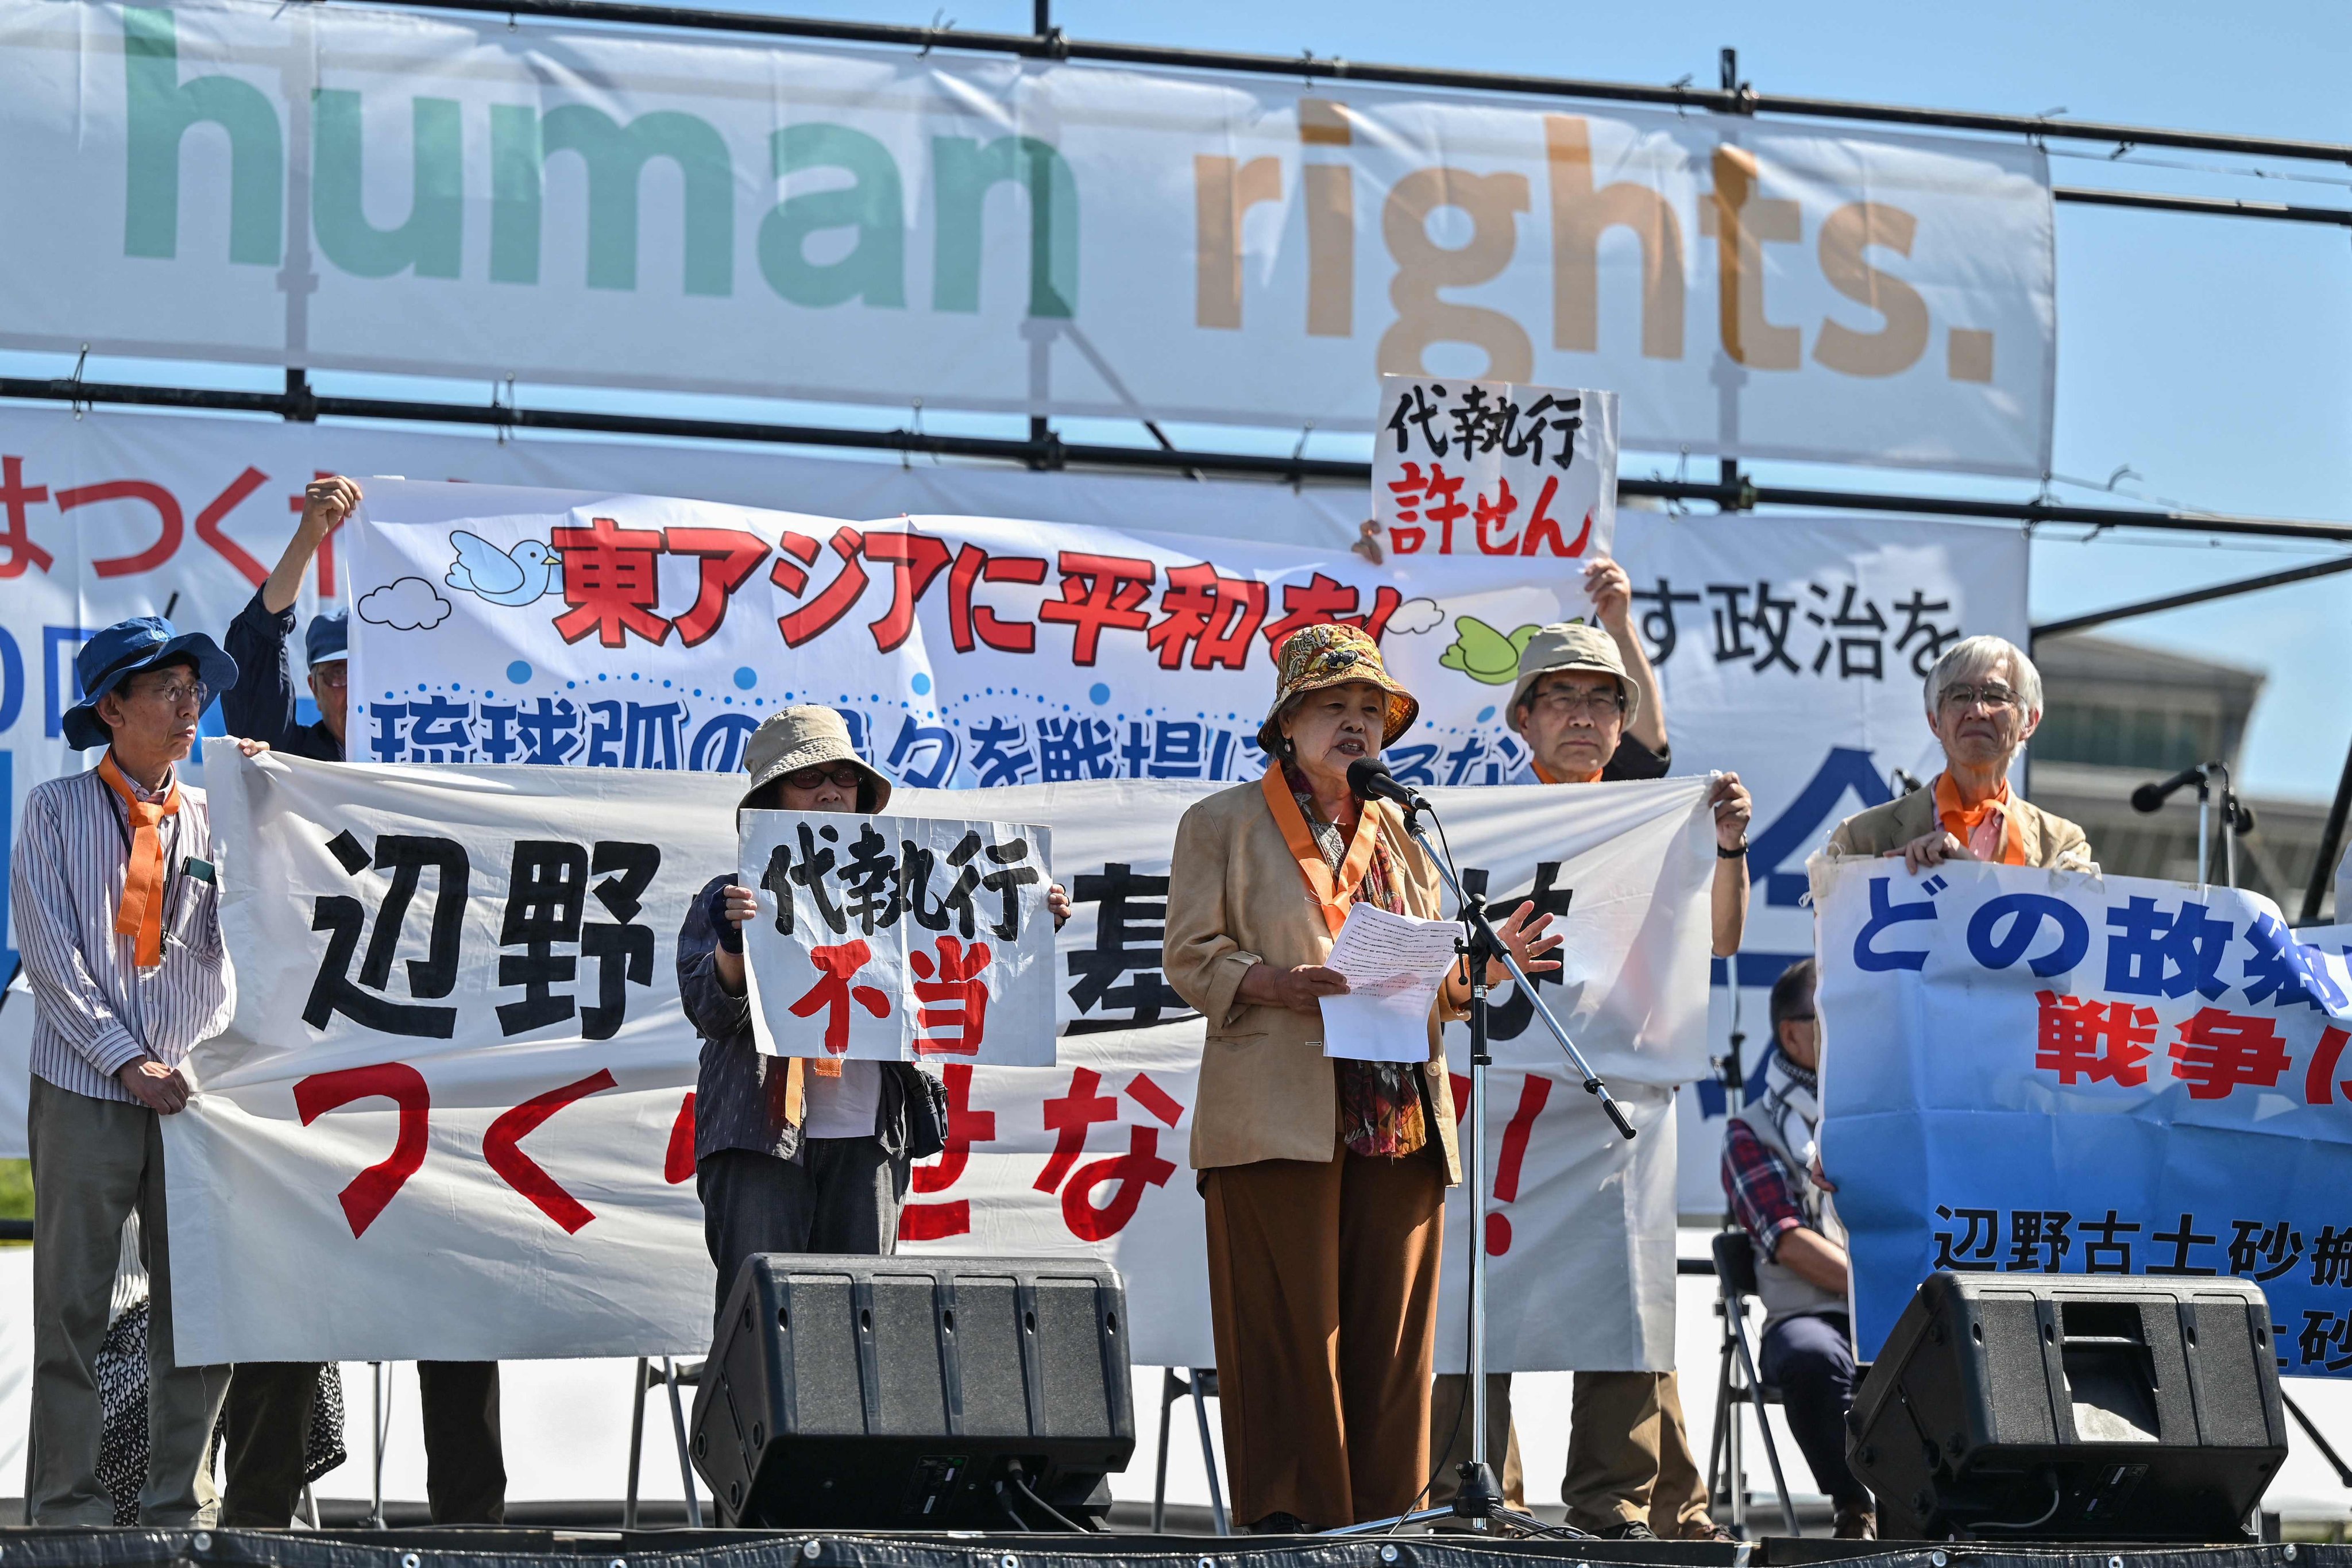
[222,474,360,762]
[214,474,510,1528]
[13,615,248,1523]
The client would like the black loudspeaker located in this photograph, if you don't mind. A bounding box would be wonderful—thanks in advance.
[689,1254,1137,1528]
[1848,1272,2288,1541]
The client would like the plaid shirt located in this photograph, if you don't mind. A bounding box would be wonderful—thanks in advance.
[1721,1118,1808,1261]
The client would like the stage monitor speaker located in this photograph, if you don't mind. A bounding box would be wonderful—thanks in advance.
[1848,1272,2287,1541]
[689,1253,1137,1529]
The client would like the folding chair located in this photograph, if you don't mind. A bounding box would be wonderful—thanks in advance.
[1149,1368,1229,1534]
[623,1357,705,1528]
[1704,1230,1801,1538]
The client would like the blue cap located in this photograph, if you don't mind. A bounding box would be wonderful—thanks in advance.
[62,617,238,751]
[305,611,349,666]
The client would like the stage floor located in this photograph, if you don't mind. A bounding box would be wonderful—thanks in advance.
[0,1526,2338,1568]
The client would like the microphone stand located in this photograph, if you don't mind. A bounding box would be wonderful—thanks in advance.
[1330,790,1636,1540]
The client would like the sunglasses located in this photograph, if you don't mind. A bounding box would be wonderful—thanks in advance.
[781,764,868,791]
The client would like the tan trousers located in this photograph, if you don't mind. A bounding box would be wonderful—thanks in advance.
[1203,1151,1445,1530]
[1428,1370,1713,1534]
[28,1077,231,1524]
[1425,1371,1525,1509]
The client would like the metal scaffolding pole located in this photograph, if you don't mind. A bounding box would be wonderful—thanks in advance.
[10,374,2352,545]
[337,0,2352,168]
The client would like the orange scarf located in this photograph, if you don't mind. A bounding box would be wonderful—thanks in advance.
[768,1057,810,1131]
[1934,771,2026,867]
[1261,767,1381,936]
[96,752,180,968]
[1532,760,1604,786]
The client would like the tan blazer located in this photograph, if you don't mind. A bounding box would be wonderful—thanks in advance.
[1162,779,1463,1182]
[1826,780,2094,870]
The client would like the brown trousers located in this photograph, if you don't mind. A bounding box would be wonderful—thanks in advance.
[1428,1370,1713,1534]
[1203,1150,1446,1530]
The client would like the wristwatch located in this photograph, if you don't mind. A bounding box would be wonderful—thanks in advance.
[1718,837,1751,859]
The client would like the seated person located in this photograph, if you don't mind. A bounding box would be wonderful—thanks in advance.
[1828,634,2092,874]
[1720,959,1874,1539]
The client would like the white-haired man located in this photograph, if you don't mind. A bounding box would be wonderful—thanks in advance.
[1828,634,2092,871]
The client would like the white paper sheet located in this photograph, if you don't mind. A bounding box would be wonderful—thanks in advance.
[1318,903,1464,1063]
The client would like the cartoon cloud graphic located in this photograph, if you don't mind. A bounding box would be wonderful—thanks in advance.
[357,576,454,631]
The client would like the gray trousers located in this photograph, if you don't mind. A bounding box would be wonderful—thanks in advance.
[697,1139,909,1323]
[28,1076,230,1525]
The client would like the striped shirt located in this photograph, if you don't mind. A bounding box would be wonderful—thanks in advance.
[10,762,231,1103]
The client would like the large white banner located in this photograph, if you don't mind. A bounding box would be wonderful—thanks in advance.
[344,479,1616,789]
[171,747,1713,1370]
[0,401,2029,1192]
[0,1,2052,473]
[343,482,2033,1212]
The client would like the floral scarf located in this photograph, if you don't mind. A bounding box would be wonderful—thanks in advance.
[1281,764,1430,1160]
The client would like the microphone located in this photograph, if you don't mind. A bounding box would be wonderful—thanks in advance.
[2131,763,2210,814]
[1346,756,1425,812]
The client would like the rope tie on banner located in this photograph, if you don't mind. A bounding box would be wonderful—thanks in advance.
[68,344,88,421]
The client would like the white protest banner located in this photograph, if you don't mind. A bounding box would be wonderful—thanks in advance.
[1815,856,2352,1374]
[0,403,2026,1189]
[0,1,2050,473]
[1642,508,2031,1212]
[169,747,1710,1369]
[739,810,1055,1067]
[170,744,719,1364]
[1373,378,1618,562]
[343,478,1612,788]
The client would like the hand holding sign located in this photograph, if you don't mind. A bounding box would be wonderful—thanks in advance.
[739,810,1059,1066]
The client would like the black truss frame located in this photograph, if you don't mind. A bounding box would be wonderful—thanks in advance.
[14,371,2352,549]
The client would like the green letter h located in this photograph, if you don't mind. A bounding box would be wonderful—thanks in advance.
[123,7,283,264]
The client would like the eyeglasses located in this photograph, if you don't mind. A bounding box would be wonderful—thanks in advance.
[1938,681,2021,712]
[1529,687,1625,719]
[313,666,349,690]
[132,679,208,709]
[782,764,867,791]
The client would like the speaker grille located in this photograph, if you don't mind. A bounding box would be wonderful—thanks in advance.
[1979,1291,2057,1446]
[2189,1292,2273,1448]
[786,1276,864,1434]
[1033,1279,1111,1437]
[955,1276,1029,1436]
[872,1274,948,1435]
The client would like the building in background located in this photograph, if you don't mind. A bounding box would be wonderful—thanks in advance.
[2029,634,2336,918]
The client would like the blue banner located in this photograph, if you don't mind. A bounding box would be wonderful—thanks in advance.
[1818,858,2352,1377]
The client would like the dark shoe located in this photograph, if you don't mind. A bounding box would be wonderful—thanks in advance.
[1248,1512,1315,1535]
[1832,1507,1878,1540]
[1681,1521,1738,1543]
[1595,1520,1659,1541]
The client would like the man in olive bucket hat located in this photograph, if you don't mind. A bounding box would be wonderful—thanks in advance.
[678,705,1073,1324]
[1430,615,1754,1541]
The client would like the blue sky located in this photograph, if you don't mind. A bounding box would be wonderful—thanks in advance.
[859,0,2352,802]
[23,0,2351,796]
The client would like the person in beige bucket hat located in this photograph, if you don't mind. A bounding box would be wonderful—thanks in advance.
[1429,590,1756,1543]
[1161,624,1564,1531]
[675,705,1069,1328]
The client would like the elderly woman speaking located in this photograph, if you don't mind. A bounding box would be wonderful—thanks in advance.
[1829,634,2093,872]
[1163,624,1561,1533]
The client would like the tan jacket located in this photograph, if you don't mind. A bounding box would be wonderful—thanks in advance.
[1162,779,1463,1181]
[1826,779,2094,870]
